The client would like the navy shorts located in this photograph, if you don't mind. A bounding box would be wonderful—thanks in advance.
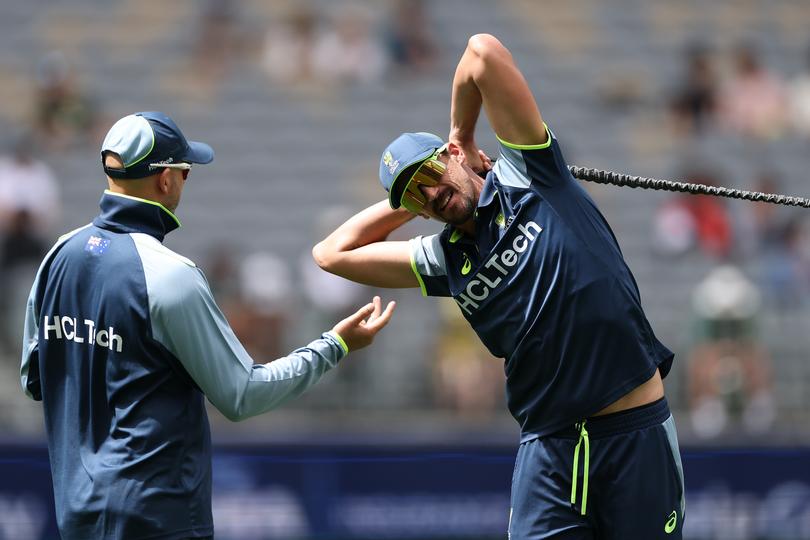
[508,398,685,539]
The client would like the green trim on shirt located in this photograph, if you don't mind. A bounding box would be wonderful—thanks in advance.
[496,124,552,150]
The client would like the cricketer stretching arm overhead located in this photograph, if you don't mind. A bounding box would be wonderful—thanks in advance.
[313,34,540,282]
[313,34,682,539]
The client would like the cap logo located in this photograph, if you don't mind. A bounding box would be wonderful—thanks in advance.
[383,151,399,175]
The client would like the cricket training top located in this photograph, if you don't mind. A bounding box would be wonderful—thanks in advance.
[21,191,346,539]
[410,127,674,442]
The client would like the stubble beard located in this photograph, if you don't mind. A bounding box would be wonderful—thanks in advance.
[442,195,476,226]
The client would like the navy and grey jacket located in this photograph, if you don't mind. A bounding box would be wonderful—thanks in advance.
[20,191,347,540]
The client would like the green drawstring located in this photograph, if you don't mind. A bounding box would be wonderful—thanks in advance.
[570,420,590,515]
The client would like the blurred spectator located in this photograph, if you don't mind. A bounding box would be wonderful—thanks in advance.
[759,216,809,311]
[652,194,695,256]
[687,265,775,438]
[653,169,733,259]
[717,42,788,140]
[299,252,368,336]
[432,300,505,417]
[296,252,371,407]
[788,43,810,138]
[0,210,47,270]
[226,251,292,361]
[383,0,438,76]
[0,136,59,352]
[299,208,369,329]
[736,171,787,256]
[0,136,59,234]
[297,208,372,407]
[735,175,810,311]
[0,209,48,355]
[668,43,719,135]
[261,5,320,86]
[204,244,242,303]
[33,51,98,149]
[312,4,388,85]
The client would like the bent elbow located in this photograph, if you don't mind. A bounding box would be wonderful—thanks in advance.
[223,408,256,423]
[214,397,251,422]
[312,242,336,273]
[219,405,243,422]
[467,34,507,61]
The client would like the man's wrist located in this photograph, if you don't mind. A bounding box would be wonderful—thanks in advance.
[448,127,474,146]
[396,207,418,221]
[324,331,349,356]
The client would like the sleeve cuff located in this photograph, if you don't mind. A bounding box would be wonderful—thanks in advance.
[324,331,349,357]
[496,123,552,150]
[408,238,429,297]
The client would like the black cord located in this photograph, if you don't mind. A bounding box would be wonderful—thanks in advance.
[568,166,810,209]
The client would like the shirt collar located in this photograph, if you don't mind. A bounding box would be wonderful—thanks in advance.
[92,190,181,241]
[477,170,499,208]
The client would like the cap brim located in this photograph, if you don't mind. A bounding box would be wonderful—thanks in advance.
[182,140,214,164]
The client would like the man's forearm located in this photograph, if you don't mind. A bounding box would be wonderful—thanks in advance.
[452,34,547,147]
[312,200,420,288]
[225,333,345,421]
[450,37,485,147]
[314,200,414,258]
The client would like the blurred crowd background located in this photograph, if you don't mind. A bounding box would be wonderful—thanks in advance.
[1,0,810,456]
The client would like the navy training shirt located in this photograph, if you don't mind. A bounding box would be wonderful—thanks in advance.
[410,128,674,442]
[21,191,346,539]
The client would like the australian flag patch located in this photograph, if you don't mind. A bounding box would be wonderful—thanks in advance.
[84,235,111,255]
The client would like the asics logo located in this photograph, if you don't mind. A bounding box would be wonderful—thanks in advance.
[665,510,677,534]
[455,220,542,315]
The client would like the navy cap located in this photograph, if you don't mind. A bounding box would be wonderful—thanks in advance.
[379,132,444,209]
[101,112,214,179]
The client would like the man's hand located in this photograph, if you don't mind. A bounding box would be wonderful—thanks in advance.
[447,136,493,175]
[332,296,396,352]
[477,148,493,172]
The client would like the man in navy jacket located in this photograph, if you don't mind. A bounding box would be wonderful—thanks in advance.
[21,111,395,540]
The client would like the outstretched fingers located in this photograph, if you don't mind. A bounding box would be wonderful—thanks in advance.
[331,296,397,352]
[478,149,493,171]
[364,299,396,333]
[369,295,382,321]
[346,302,375,325]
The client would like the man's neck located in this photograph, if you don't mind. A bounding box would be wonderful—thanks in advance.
[106,180,163,206]
[456,219,476,237]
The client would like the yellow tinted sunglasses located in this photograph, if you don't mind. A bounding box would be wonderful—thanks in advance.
[399,146,448,214]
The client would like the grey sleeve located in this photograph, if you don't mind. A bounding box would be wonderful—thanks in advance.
[136,238,346,421]
[20,280,41,401]
[493,124,554,188]
[409,235,452,297]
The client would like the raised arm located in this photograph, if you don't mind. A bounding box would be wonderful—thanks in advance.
[312,200,420,288]
[450,34,548,161]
